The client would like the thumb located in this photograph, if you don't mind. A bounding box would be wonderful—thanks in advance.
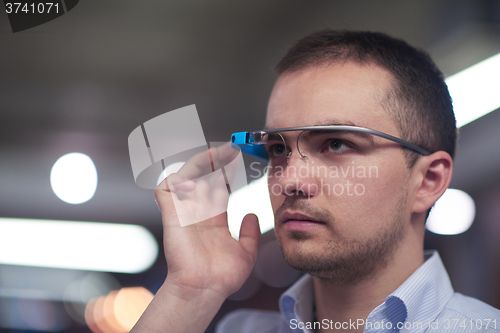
[238,213,261,262]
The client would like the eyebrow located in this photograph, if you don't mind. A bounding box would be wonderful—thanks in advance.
[266,132,286,142]
[302,127,375,145]
[264,119,361,131]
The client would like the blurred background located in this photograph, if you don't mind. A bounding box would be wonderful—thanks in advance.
[1,0,500,332]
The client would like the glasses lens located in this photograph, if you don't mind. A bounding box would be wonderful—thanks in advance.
[262,132,289,164]
[298,128,376,163]
[261,128,372,165]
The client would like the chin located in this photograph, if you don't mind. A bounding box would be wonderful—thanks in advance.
[276,231,398,285]
[277,235,335,269]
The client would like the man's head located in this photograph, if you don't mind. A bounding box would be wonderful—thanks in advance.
[266,30,455,284]
[274,30,457,167]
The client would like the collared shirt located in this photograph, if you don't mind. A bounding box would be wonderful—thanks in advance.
[216,251,500,333]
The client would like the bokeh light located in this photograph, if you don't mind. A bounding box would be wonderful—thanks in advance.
[50,152,98,204]
[426,188,476,235]
[254,240,302,288]
[227,272,262,301]
[21,300,68,331]
[227,175,275,239]
[156,161,185,186]
[85,287,154,333]
[64,272,121,325]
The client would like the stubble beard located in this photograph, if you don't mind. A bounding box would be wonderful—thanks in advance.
[276,190,408,285]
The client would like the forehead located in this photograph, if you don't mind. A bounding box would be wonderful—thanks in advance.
[265,62,398,135]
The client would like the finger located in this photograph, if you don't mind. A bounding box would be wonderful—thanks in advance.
[209,142,239,170]
[220,151,243,187]
[177,142,238,181]
[154,187,179,223]
[162,174,196,192]
[211,169,230,202]
[170,179,196,193]
[208,172,231,223]
[238,213,261,261]
[193,175,210,203]
[176,149,216,181]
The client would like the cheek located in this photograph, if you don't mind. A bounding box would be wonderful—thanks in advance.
[267,176,283,213]
[321,161,408,236]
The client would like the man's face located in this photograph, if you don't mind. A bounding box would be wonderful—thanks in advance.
[266,62,411,284]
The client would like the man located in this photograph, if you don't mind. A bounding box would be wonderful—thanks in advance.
[131,30,500,333]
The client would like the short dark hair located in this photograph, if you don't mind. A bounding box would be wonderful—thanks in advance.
[275,30,457,167]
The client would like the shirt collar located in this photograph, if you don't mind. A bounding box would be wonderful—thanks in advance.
[381,250,455,330]
[279,273,314,332]
[279,250,454,332]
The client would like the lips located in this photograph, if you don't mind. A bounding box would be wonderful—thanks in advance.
[280,211,325,233]
[281,211,324,224]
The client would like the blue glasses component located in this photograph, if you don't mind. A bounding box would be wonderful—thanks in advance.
[231,131,269,161]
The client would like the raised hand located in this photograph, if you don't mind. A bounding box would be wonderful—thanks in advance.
[131,142,261,333]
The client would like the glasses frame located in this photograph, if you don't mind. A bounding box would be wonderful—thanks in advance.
[231,125,431,161]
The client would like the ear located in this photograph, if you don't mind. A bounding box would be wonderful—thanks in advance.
[411,151,453,214]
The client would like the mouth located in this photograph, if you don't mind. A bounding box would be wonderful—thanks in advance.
[281,211,324,224]
[280,211,325,232]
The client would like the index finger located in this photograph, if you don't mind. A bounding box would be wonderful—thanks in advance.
[176,141,238,181]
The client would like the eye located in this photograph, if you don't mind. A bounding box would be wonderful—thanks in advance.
[327,139,349,153]
[269,144,287,157]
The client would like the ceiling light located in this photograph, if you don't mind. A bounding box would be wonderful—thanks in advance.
[0,218,158,273]
[446,52,500,128]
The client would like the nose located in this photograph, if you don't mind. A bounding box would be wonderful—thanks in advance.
[274,150,320,198]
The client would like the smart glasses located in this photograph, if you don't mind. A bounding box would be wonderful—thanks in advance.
[231,125,430,163]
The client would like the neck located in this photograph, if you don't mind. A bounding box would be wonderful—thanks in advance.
[313,234,424,333]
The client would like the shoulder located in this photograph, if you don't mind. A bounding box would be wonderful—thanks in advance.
[215,309,284,333]
[436,293,500,332]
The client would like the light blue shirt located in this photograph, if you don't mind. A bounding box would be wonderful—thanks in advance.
[216,251,500,333]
